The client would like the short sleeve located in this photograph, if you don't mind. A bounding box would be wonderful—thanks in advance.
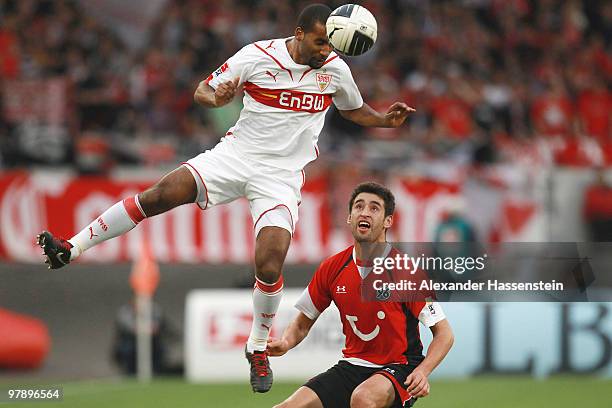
[294,263,332,319]
[414,301,446,327]
[332,61,363,111]
[205,44,255,89]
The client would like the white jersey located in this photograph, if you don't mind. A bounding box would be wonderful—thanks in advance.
[206,37,363,171]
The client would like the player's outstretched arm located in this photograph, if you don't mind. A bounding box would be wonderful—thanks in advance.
[404,319,454,398]
[194,77,239,108]
[339,102,415,128]
[267,312,316,357]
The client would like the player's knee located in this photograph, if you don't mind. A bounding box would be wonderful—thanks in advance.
[138,185,166,216]
[255,260,283,283]
[350,388,378,408]
[255,248,285,283]
[139,168,197,216]
[272,402,291,408]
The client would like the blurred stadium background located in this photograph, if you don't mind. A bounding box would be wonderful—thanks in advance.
[0,0,611,407]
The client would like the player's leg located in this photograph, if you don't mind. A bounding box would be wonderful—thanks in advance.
[245,221,292,392]
[273,386,323,408]
[350,374,396,408]
[38,166,197,268]
[351,364,417,408]
[242,160,310,393]
[248,224,291,350]
[298,361,370,407]
[244,167,300,392]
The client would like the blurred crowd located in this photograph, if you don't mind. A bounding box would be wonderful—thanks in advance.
[0,0,610,172]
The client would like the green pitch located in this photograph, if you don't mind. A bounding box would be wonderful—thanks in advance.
[2,377,611,407]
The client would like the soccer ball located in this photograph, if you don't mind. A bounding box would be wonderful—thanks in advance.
[326,4,378,57]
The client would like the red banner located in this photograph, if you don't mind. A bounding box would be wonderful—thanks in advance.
[0,171,540,263]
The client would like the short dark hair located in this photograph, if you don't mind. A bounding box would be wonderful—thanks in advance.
[297,4,332,33]
[348,182,396,217]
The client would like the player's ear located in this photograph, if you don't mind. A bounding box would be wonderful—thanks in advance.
[346,214,351,224]
[295,27,305,41]
[383,214,393,229]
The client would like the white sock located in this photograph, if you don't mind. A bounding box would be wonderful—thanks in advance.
[68,195,147,260]
[246,277,284,352]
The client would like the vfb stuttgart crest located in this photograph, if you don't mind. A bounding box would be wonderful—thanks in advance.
[316,73,332,92]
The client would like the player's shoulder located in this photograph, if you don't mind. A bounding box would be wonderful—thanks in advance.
[317,245,354,276]
[249,38,286,54]
[324,52,351,72]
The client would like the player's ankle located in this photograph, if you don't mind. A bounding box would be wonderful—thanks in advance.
[246,339,267,353]
[68,240,82,261]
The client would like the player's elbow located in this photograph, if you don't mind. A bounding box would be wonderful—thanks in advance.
[193,88,205,105]
[193,83,213,107]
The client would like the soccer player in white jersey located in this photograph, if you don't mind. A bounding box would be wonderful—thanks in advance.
[268,182,454,408]
[36,4,414,392]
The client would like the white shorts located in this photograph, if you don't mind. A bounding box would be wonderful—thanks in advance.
[182,140,304,236]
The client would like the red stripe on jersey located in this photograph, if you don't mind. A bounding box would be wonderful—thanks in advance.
[123,196,145,224]
[298,55,340,82]
[377,370,412,405]
[253,43,294,81]
[255,276,284,294]
[243,82,332,113]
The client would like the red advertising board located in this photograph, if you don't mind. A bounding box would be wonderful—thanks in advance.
[0,171,539,263]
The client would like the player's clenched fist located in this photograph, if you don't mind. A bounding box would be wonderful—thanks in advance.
[404,368,430,398]
[214,77,239,107]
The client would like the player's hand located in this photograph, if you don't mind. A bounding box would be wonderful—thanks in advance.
[214,77,239,107]
[383,102,415,127]
[404,368,430,398]
[266,337,290,357]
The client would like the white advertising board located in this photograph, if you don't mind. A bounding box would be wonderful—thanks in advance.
[185,290,612,381]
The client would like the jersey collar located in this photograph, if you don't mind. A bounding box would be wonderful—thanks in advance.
[353,243,392,279]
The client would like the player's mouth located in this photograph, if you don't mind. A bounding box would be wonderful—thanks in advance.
[311,58,326,67]
[357,220,371,233]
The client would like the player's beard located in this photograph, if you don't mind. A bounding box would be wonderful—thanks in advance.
[308,57,326,69]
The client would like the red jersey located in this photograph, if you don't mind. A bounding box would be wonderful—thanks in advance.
[295,245,446,367]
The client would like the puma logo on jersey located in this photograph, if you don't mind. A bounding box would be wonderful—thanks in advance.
[336,285,347,294]
[265,41,276,50]
[345,311,386,341]
[89,226,98,240]
[265,70,279,82]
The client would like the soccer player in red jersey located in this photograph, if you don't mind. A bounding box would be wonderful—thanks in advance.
[36,5,413,392]
[268,182,454,407]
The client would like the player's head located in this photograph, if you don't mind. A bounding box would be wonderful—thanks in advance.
[347,182,395,243]
[294,4,333,69]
